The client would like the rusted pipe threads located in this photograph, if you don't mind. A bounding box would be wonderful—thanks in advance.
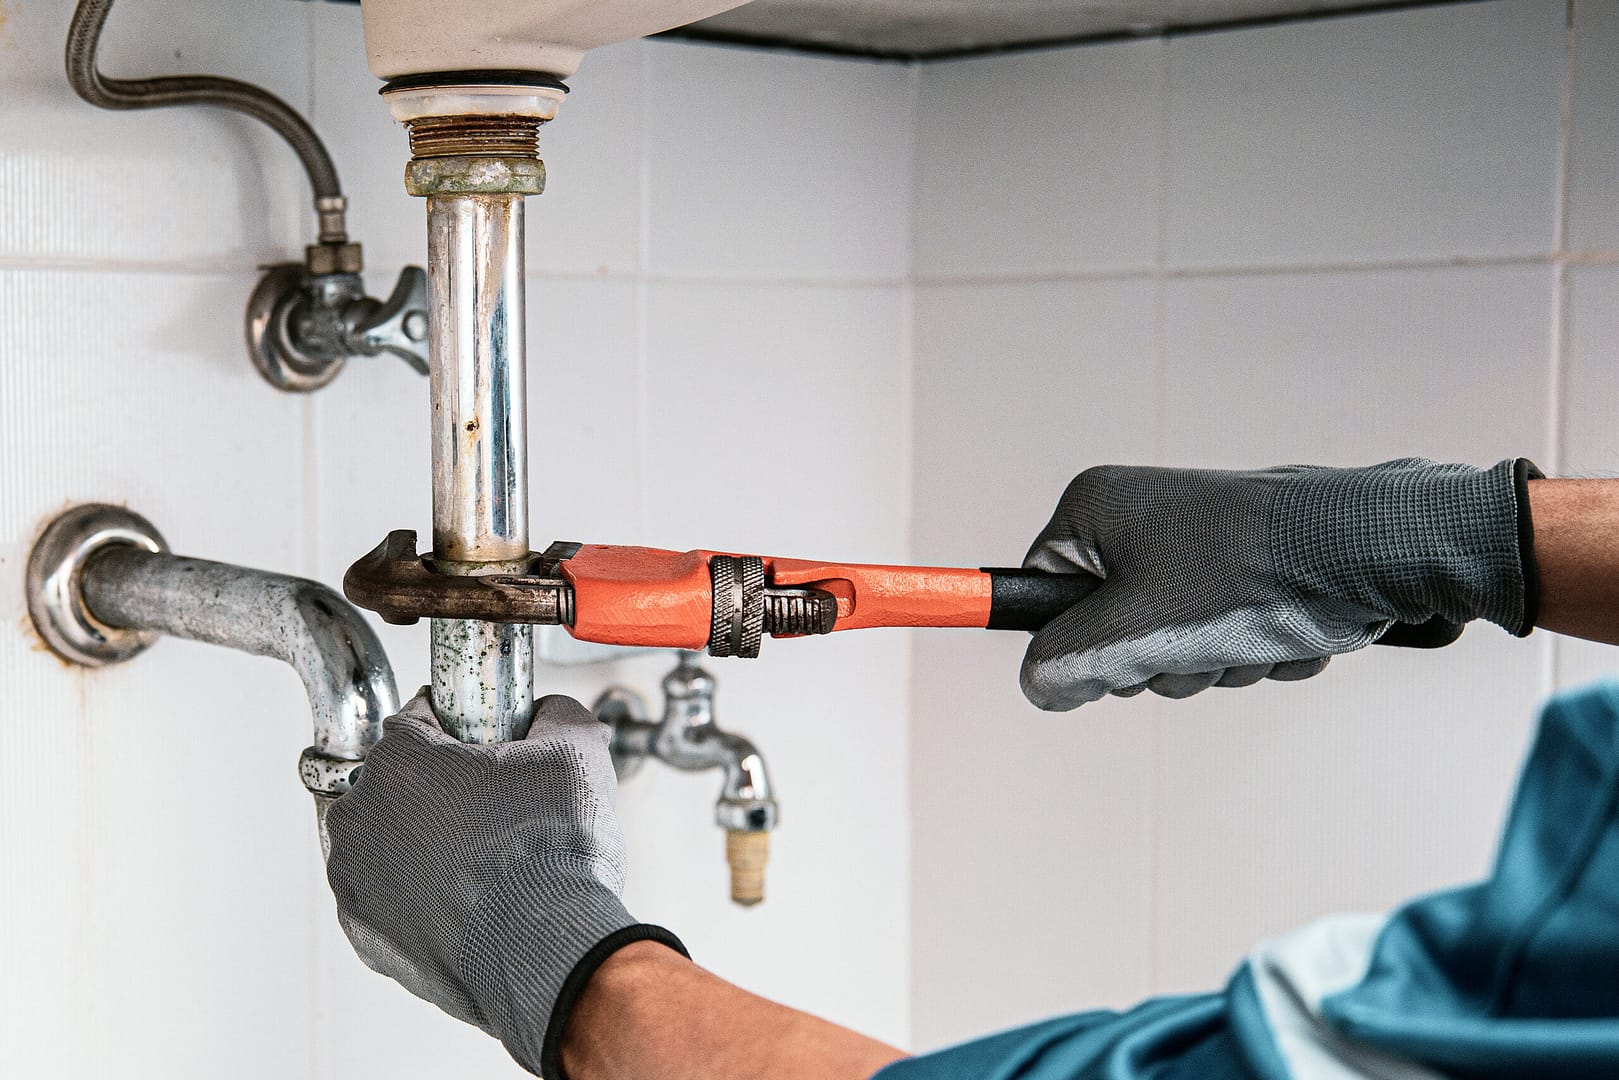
[406,113,543,158]
[403,114,548,197]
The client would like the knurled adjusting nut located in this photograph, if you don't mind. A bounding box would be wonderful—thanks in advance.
[709,555,766,659]
[305,242,364,275]
[405,156,546,197]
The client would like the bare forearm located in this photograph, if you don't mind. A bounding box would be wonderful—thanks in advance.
[561,941,908,1080]
[1530,478,1619,644]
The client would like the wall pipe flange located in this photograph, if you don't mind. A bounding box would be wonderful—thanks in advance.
[26,503,167,667]
[246,264,349,392]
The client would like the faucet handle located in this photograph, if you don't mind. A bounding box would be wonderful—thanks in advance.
[350,266,430,375]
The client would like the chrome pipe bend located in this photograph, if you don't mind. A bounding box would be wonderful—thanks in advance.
[82,546,397,795]
[27,505,398,800]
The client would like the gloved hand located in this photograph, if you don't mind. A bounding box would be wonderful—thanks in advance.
[1021,458,1540,710]
[323,689,684,1078]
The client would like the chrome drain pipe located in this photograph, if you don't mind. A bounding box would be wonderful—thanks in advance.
[423,188,535,743]
[26,505,398,802]
[386,85,565,744]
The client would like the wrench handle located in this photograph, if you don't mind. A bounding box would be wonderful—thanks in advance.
[983,568,1103,631]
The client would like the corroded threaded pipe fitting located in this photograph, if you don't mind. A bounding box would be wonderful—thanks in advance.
[726,829,770,907]
[406,113,544,158]
[403,113,548,197]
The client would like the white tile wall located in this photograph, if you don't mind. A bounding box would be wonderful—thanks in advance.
[0,0,307,267]
[641,281,909,556]
[1159,266,1555,468]
[912,43,1165,278]
[0,268,312,1075]
[644,41,916,282]
[1147,265,1555,989]
[1566,0,1619,253]
[1165,0,1566,268]
[1556,264,1619,692]
[912,280,1161,564]
[909,279,1161,1046]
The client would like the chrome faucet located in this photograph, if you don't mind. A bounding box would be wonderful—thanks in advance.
[595,653,779,905]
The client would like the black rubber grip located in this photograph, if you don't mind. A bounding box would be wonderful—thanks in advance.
[984,568,1102,631]
[984,568,1468,645]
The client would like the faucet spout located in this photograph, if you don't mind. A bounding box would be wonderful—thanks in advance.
[596,652,779,905]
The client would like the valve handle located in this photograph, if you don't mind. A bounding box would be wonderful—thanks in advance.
[246,263,431,392]
[350,266,430,375]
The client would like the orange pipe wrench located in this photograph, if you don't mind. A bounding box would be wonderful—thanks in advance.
[345,532,1100,658]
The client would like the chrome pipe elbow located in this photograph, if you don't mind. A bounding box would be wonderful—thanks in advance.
[26,504,398,798]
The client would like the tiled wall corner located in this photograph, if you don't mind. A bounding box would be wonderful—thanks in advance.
[1165,0,1566,268]
[644,41,915,282]
[912,42,1165,279]
[908,278,1161,1048]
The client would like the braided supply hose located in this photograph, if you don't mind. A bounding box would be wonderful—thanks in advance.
[65,0,349,243]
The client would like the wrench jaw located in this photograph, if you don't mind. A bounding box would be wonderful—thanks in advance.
[343,535,842,657]
[342,530,574,626]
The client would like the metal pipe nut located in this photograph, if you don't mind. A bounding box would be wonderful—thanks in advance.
[304,242,364,276]
[405,156,545,197]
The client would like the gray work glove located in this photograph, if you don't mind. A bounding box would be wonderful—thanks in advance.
[324,689,685,1078]
[1021,458,1540,710]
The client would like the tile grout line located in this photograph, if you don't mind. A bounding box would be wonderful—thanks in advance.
[912,251,1619,289]
[1146,32,1174,998]
[1549,0,1575,479]
[634,41,653,541]
[898,58,923,1050]
[11,250,1619,285]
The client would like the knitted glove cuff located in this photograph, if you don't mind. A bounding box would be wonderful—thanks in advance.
[1273,458,1541,636]
[458,857,671,1076]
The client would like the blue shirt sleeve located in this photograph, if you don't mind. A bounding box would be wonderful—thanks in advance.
[877,680,1619,1080]
[874,996,1253,1080]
